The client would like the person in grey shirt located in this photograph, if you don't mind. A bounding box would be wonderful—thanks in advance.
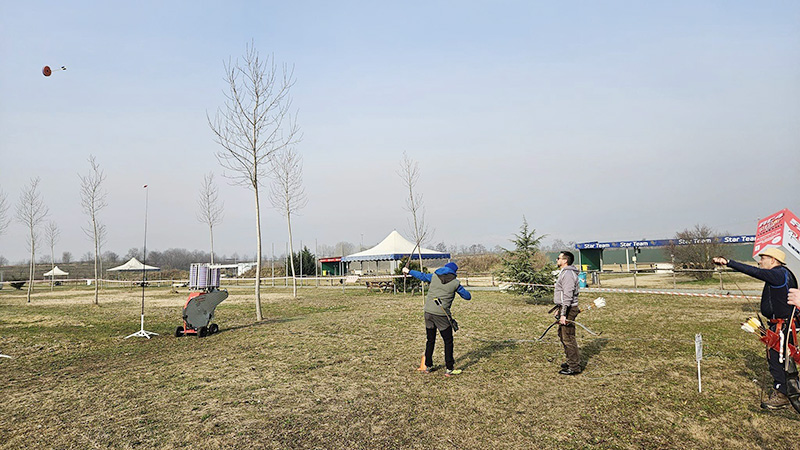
[554,251,581,375]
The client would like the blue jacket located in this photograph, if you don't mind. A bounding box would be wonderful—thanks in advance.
[408,267,472,300]
[727,260,798,318]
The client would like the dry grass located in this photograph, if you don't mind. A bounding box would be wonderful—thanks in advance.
[0,284,798,449]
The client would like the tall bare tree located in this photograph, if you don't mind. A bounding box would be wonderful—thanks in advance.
[79,156,107,305]
[208,42,300,320]
[398,152,431,295]
[0,184,10,238]
[197,172,224,264]
[16,177,49,303]
[0,183,9,275]
[269,147,307,298]
[668,224,727,281]
[44,221,60,291]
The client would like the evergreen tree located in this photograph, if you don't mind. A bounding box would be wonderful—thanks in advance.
[393,257,428,293]
[496,217,556,299]
[292,246,317,276]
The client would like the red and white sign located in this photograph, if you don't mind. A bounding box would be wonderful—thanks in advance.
[752,208,800,276]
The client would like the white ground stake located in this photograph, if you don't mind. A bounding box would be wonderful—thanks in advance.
[0,353,10,359]
[695,333,703,393]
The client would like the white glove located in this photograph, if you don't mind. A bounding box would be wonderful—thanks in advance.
[402,267,410,274]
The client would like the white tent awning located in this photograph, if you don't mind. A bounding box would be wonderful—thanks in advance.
[43,266,69,277]
[341,231,450,262]
[107,257,160,272]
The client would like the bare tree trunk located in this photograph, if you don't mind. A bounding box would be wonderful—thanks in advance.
[27,234,34,303]
[210,224,215,265]
[287,213,297,297]
[93,218,99,304]
[50,245,55,292]
[254,188,263,321]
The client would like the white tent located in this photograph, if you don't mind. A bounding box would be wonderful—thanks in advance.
[342,231,450,272]
[43,266,69,277]
[107,257,160,272]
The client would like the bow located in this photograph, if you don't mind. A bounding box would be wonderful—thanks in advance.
[536,298,605,341]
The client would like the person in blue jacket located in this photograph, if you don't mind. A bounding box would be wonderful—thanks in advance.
[403,262,471,376]
[714,248,798,409]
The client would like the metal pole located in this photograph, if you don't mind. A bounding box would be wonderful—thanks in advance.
[300,240,303,288]
[125,184,157,339]
[141,185,147,315]
[625,248,630,273]
[285,242,288,287]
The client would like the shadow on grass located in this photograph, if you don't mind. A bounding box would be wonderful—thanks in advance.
[524,297,554,306]
[456,340,517,371]
[580,337,609,371]
[217,317,300,334]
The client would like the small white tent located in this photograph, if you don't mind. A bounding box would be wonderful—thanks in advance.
[43,266,69,277]
[107,257,160,272]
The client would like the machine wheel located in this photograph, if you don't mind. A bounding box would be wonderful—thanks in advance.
[209,323,219,334]
[175,326,184,337]
[198,326,208,338]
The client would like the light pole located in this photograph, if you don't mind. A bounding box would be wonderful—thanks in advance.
[126,184,158,339]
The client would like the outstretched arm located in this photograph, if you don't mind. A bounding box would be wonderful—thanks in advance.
[456,284,471,300]
[717,258,787,286]
[403,267,432,283]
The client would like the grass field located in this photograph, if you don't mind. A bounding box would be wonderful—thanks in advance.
[1,284,798,449]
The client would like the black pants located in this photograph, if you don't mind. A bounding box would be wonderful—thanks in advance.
[425,326,454,370]
[768,321,795,394]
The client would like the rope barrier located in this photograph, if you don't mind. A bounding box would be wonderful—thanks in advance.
[497,281,759,300]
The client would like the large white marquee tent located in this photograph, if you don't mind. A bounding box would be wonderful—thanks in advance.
[342,230,450,273]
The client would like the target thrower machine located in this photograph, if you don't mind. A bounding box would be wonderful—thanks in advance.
[175,263,228,338]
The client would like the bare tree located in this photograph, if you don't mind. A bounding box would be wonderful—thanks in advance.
[668,224,728,280]
[197,172,224,264]
[0,184,10,238]
[208,42,300,321]
[79,156,107,305]
[16,177,49,303]
[269,147,307,298]
[0,184,10,273]
[44,221,60,291]
[398,152,431,295]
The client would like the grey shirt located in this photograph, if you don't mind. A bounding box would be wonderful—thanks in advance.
[554,265,580,316]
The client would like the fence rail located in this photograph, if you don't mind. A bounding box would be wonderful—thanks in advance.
[0,267,761,296]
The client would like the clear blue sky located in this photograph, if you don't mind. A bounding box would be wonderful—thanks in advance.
[1,1,799,263]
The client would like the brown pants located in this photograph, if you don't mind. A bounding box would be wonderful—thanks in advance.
[558,306,581,371]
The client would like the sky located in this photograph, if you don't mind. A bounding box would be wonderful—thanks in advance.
[1,1,799,264]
